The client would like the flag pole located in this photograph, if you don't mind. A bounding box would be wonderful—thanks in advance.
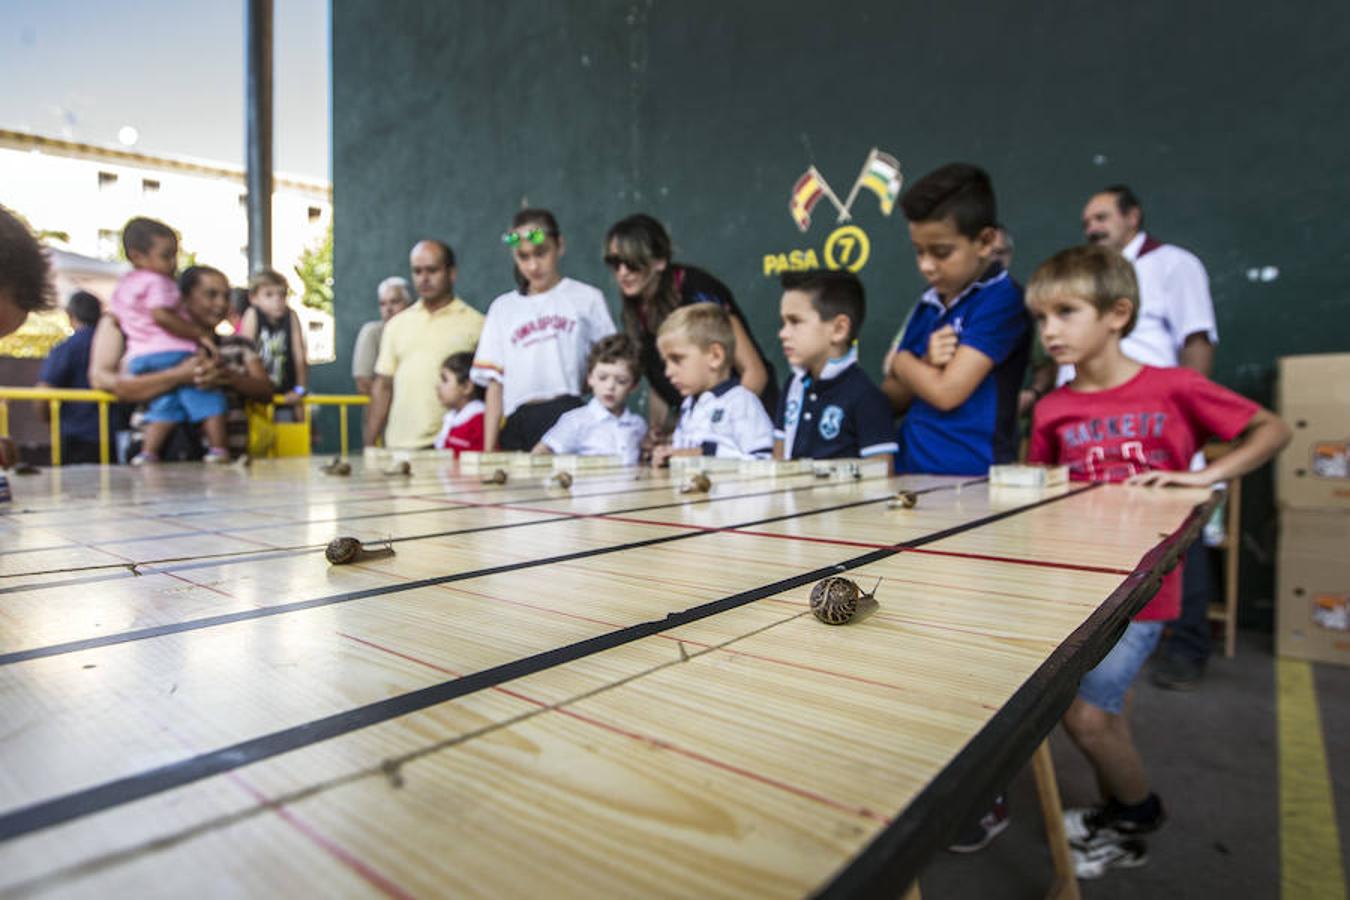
[838,148,877,223]
[804,168,847,225]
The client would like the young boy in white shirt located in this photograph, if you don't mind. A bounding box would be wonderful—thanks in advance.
[534,334,645,466]
[651,302,775,464]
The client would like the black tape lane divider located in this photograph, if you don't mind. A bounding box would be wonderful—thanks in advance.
[0,467,816,563]
[0,480,969,666]
[0,482,1088,843]
[816,489,1222,899]
[0,471,887,587]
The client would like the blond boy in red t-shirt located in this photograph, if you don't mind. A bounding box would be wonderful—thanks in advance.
[1024,244,1289,878]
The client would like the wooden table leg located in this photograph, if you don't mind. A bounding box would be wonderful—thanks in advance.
[1032,739,1081,900]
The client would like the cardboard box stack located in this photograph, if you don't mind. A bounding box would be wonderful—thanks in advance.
[1276,353,1350,666]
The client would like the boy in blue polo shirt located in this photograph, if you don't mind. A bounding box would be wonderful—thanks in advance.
[774,269,897,466]
[889,163,1030,474]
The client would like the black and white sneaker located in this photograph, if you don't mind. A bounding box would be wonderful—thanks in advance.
[1064,795,1166,845]
[1073,837,1149,879]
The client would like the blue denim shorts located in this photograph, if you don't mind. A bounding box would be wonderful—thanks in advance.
[1077,620,1164,714]
[128,351,227,424]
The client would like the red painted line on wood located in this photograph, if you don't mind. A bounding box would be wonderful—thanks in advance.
[336,632,889,825]
[225,772,417,900]
[155,715,412,900]
[903,547,1133,576]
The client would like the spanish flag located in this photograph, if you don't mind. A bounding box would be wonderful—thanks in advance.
[789,167,828,232]
[856,149,903,216]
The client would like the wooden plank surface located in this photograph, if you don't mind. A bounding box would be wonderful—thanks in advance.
[0,458,1209,897]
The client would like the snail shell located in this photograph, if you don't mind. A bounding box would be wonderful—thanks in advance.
[550,471,573,489]
[481,468,509,485]
[383,460,412,477]
[809,576,864,625]
[680,472,711,494]
[887,490,918,510]
[325,536,363,565]
[322,459,351,476]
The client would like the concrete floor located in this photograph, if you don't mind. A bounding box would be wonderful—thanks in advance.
[919,631,1349,899]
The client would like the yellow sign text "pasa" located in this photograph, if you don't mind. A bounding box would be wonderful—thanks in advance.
[762,225,870,277]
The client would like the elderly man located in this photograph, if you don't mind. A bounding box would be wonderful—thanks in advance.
[351,276,411,395]
[364,240,484,449]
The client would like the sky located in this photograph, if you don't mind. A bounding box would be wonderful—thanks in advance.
[1,0,330,180]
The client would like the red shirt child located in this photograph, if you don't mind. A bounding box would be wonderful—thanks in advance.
[1028,366,1259,619]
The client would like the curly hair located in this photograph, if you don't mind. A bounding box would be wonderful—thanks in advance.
[0,205,55,313]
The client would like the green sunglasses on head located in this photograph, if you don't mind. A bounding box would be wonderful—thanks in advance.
[502,228,550,247]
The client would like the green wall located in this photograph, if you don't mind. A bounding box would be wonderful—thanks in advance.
[329,0,1350,623]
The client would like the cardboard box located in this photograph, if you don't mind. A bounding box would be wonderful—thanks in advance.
[1276,508,1350,667]
[1277,354,1350,511]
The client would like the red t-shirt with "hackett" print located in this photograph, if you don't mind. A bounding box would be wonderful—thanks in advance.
[1028,365,1258,620]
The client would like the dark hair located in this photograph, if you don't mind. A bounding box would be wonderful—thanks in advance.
[604,213,678,339]
[441,351,484,400]
[418,239,456,270]
[900,163,997,238]
[586,333,641,380]
[780,269,866,342]
[179,265,227,299]
[0,205,55,314]
[230,286,252,317]
[1101,184,1144,228]
[121,216,176,258]
[67,290,102,327]
[509,208,561,294]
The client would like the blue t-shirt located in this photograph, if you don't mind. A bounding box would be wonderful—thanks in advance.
[37,327,130,443]
[895,264,1030,475]
[775,352,898,461]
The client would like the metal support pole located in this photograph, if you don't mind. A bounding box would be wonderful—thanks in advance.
[245,0,274,274]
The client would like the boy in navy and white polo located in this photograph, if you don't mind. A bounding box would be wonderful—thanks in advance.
[536,334,646,465]
[651,303,775,464]
[889,163,1031,475]
[774,270,896,465]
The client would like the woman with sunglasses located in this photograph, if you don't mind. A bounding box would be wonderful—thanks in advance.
[470,208,617,452]
[603,214,776,442]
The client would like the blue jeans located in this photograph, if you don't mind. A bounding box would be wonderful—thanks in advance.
[1078,620,1164,714]
[128,351,227,423]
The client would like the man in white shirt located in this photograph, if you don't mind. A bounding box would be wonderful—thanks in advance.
[1080,185,1216,374]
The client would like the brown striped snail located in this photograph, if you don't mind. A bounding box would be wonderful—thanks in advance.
[321,458,352,476]
[549,471,573,489]
[481,468,509,485]
[324,536,395,565]
[680,472,712,494]
[887,490,918,509]
[382,460,412,477]
[809,575,882,625]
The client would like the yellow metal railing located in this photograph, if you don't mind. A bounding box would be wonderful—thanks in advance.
[0,386,369,465]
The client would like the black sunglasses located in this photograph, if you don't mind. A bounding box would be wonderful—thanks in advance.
[603,254,645,272]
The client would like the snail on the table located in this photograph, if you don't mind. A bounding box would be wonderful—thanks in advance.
[809,575,882,625]
[325,536,395,565]
[382,460,412,477]
[887,490,918,510]
[481,468,509,485]
[680,472,711,494]
[321,458,352,476]
[549,471,573,490]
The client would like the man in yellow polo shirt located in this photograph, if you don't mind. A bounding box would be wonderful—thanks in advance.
[366,239,485,448]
